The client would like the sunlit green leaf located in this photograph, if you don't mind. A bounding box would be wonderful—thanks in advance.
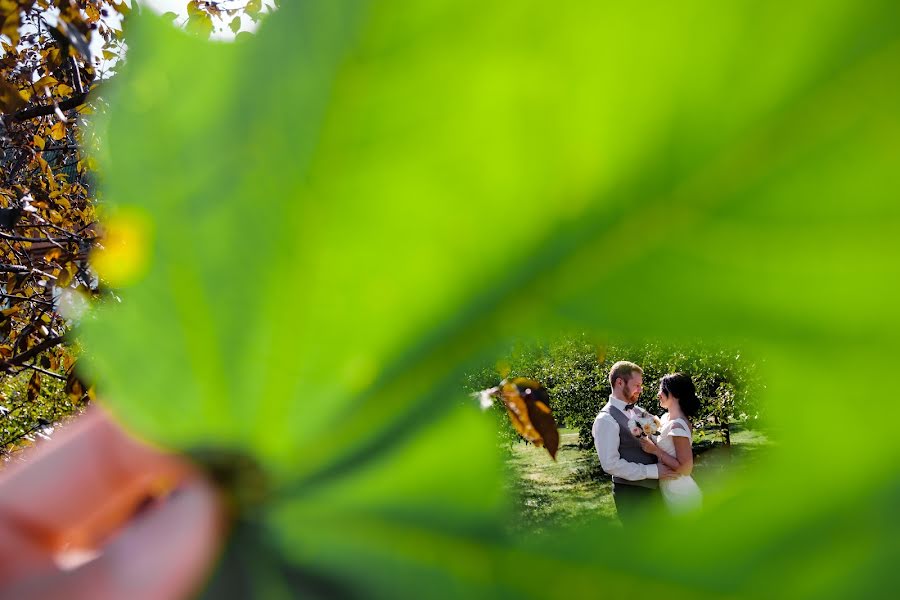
[80,0,900,597]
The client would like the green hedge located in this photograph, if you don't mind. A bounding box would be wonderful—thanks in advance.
[466,335,762,448]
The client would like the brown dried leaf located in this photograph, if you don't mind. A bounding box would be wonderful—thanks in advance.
[26,371,41,402]
[499,378,560,460]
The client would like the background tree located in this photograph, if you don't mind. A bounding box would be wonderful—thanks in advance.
[467,336,762,449]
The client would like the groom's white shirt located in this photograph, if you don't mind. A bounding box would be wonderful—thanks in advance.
[592,395,660,481]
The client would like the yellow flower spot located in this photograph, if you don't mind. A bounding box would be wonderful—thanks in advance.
[91,210,153,287]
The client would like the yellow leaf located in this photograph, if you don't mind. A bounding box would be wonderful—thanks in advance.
[56,83,75,97]
[0,80,26,113]
[46,48,62,72]
[32,76,58,90]
[50,120,66,141]
[85,3,100,21]
[43,248,64,261]
[187,12,214,38]
[186,1,204,17]
[1,11,19,45]
[33,135,45,150]
[57,263,77,287]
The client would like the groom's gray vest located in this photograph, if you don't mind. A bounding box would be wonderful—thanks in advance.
[603,405,659,490]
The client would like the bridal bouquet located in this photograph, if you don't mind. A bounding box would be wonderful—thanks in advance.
[628,411,661,438]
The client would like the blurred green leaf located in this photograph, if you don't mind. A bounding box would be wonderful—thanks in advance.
[80,0,900,597]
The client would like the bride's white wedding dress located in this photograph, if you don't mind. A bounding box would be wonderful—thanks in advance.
[656,413,702,514]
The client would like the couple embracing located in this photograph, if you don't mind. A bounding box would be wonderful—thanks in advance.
[592,361,702,525]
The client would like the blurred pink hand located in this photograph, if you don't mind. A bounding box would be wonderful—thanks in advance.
[0,407,223,599]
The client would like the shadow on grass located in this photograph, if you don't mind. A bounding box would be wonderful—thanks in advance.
[503,433,617,535]
[504,427,773,534]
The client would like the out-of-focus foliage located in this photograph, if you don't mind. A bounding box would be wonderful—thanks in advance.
[468,336,762,448]
[0,1,275,453]
[78,0,900,598]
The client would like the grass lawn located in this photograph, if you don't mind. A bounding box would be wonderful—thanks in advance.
[504,422,770,533]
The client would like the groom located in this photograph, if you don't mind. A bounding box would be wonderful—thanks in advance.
[592,361,675,526]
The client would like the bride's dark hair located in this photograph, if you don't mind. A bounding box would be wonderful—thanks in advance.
[660,373,701,418]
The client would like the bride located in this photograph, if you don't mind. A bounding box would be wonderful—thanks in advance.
[639,373,703,514]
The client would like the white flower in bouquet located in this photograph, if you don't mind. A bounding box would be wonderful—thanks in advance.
[627,419,643,437]
[628,413,661,438]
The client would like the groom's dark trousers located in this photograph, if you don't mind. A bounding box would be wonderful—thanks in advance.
[604,405,662,527]
[613,482,662,527]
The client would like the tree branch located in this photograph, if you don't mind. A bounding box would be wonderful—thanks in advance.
[6,92,89,122]
[0,265,29,273]
[0,294,55,308]
[68,56,84,95]
[0,335,65,373]
[17,362,67,381]
[0,231,87,244]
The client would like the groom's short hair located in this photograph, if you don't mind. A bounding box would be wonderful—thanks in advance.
[609,361,643,387]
